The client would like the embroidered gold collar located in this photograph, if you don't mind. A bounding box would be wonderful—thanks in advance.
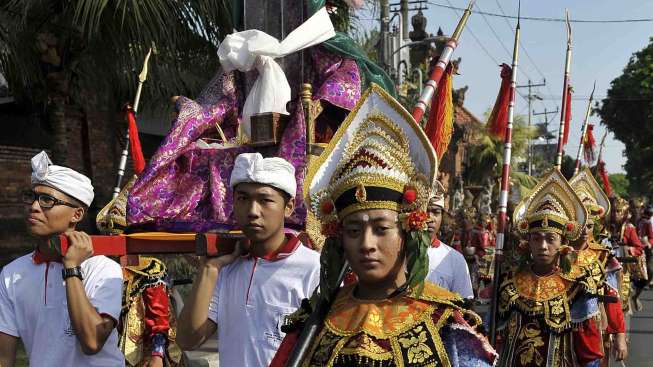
[513,269,575,302]
[325,282,462,339]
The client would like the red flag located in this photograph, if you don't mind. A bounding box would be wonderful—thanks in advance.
[583,124,596,163]
[487,64,512,140]
[125,105,146,174]
[562,86,573,146]
[424,64,454,158]
[598,160,613,197]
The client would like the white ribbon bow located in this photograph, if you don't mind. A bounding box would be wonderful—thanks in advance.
[217,7,335,139]
[31,151,53,181]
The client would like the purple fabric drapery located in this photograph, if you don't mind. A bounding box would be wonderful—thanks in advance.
[127,47,361,232]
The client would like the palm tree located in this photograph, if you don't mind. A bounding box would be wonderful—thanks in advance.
[0,0,234,164]
[464,112,538,190]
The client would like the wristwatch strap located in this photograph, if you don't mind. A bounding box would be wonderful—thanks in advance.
[62,266,83,280]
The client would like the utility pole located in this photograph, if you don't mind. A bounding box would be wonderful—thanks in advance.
[516,79,545,176]
[401,0,409,43]
[380,0,391,72]
[533,106,559,165]
[388,0,427,84]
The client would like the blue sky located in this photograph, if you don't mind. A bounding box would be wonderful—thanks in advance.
[358,0,653,174]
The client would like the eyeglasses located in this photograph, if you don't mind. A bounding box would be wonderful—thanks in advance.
[22,190,80,209]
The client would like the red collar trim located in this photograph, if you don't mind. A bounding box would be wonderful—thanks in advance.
[431,238,441,248]
[32,248,62,265]
[249,234,301,262]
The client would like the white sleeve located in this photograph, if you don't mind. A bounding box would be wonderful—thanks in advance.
[452,253,474,299]
[207,270,222,324]
[306,260,321,298]
[0,269,19,337]
[85,258,123,321]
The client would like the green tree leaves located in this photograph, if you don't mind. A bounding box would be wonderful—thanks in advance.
[598,38,653,196]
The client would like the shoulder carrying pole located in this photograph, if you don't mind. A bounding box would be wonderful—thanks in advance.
[488,0,521,347]
[411,0,475,123]
[112,47,153,199]
[554,11,572,170]
[573,82,596,175]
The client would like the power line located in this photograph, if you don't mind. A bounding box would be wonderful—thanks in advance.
[442,0,500,65]
[474,1,535,82]
[538,94,653,101]
[427,1,653,23]
[441,0,532,108]
[493,0,558,114]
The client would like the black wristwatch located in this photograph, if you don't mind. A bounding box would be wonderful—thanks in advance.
[62,266,83,281]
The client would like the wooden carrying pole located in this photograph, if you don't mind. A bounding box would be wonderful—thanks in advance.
[488,0,521,347]
[47,232,242,257]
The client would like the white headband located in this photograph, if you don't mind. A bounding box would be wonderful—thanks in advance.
[230,153,296,197]
[31,151,94,206]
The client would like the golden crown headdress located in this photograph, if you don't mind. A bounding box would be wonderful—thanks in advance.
[514,169,587,241]
[428,180,446,208]
[569,167,610,221]
[305,84,438,231]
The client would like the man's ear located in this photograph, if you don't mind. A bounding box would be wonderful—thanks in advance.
[284,197,295,218]
[70,207,86,224]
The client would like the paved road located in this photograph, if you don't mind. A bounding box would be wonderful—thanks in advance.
[627,289,653,366]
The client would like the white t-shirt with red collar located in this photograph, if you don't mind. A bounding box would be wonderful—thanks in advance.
[208,235,320,367]
[0,252,124,366]
[426,239,474,299]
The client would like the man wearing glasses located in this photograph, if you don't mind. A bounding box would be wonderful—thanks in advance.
[0,151,124,367]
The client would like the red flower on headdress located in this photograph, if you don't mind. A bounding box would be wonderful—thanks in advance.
[565,223,575,232]
[403,188,417,204]
[402,210,429,231]
[320,200,335,215]
[597,207,605,216]
[321,221,341,237]
[519,221,528,230]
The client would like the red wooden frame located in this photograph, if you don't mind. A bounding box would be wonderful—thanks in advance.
[48,232,241,258]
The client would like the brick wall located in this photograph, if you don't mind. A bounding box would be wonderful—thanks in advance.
[0,146,44,264]
[0,105,122,265]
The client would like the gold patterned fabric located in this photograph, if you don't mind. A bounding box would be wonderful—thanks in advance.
[514,169,587,241]
[302,282,495,367]
[119,257,183,366]
[96,175,136,235]
[498,312,574,367]
[575,241,610,287]
[499,266,591,333]
[497,265,594,367]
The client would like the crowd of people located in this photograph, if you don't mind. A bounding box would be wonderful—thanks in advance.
[0,84,651,367]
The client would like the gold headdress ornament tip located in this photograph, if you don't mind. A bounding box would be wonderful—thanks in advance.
[569,167,610,220]
[514,169,587,241]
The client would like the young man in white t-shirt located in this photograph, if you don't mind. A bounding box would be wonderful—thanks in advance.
[425,183,474,299]
[177,153,320,367]
[0,151,124,367]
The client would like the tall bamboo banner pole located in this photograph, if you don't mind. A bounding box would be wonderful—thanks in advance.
[573,82,596,175]
[411,0,475,123]
[488,1,521,347]
[594,130,608,175]
[112,47,153,199]
[555,11,572,169]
